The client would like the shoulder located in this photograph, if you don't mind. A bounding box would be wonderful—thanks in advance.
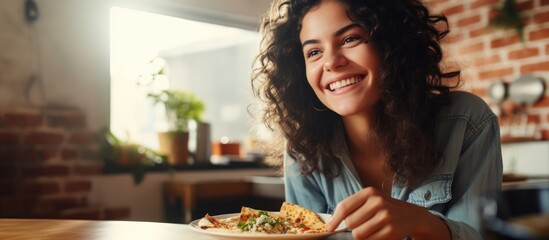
[447,91,491,113]
[438,91,496,124]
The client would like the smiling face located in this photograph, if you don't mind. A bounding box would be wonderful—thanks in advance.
[300,0,382,118]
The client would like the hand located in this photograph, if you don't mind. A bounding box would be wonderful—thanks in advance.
[326,187,450,240]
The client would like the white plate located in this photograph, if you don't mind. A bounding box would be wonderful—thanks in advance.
[189,212,347,240]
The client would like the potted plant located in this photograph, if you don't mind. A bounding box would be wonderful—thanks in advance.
[490,0,525,41]
[148,89,205,165]
[100,128,168,185]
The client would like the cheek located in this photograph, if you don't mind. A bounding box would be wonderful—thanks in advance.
[305,63,322,88]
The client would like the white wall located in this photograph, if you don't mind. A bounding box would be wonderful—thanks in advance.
[501,141,549,177]
[0,0,111,131]
[0,0,271,132]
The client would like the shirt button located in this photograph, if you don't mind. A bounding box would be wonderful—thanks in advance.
[424,191,432,201]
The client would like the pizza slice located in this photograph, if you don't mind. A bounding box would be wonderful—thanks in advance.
[279,202,326,233]
[239,206,259,222]
[203,214,228,228]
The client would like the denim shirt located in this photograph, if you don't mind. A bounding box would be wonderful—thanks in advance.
[284,91,503,239]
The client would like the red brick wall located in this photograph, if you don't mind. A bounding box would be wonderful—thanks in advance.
[428,0,549,141]
[0,107,129,220]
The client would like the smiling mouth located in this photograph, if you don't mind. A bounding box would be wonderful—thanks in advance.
[328,75,364,91]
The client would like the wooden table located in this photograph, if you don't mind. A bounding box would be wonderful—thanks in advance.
[0,218,354,239]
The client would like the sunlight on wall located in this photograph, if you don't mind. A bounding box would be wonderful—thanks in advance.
[109,7,260,150]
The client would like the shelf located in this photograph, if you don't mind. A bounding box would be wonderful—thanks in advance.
[102,160,271,174]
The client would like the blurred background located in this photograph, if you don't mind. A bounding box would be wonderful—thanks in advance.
[0,0,548,225]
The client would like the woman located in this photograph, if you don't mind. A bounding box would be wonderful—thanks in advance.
[251,0,502,239]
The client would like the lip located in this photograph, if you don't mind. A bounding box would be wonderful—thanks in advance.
[324,74,365,93]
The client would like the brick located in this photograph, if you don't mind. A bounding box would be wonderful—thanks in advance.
[0,147,38,164]
[442,33,464,44]
[540,128,549,140]
[1,112,42,129]
[40,196,87,211]
[470,88,488,98]
[68,132,99,145]
[460,42,485,54]
[0,147,57,164]
[479,67,514,80]
[45,110,86,129]
[22,165,70,178]
[533,96,549,108]
[62,148,79,160]
[64,180,92,193]
[471,0,499,8]
[529,28,549,41]
[0,131,20,145]
[508,48,539,60]
[470,26,494,38]
[443,5,464,16]
[104,207,131,220]
[520,61,549,73]
[527,114,542,124]
[22,181,60,195]
[23,131,64,145]
[546,44,549,55]
[533,11,549,24]
[59,207,101,220]
[517,0,534,11]
[488,8,500,21]
[491,35,520,48]
[73,164,103,176]
[80,148,100,161]
[0,196,39,218]
[474,54,501,66]
[0,181,18,196]
[35,148,59,161]
[0,165,19,180]
[457,15,481,27]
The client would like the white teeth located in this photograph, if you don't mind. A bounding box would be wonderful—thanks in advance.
[329,76,362,91]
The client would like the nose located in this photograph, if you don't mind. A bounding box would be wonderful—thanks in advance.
[323,49,347,72]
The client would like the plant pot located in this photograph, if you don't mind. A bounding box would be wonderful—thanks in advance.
[157,131,189,165]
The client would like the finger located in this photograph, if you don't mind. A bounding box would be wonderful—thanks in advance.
[344,194,384,229]
[351,208,391,240]
[364,221,407,240]
[326,187,377,231]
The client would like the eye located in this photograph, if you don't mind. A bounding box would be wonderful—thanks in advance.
[342,35,363,46]
[306,49,321,59]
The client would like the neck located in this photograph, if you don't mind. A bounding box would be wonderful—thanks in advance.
[342,110,380,156]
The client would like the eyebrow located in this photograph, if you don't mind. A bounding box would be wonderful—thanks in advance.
[301,23,362,48]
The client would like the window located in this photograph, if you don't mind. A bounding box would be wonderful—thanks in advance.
[110,7,261,153]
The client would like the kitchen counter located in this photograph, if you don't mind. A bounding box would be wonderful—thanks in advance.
[103,159,271,174]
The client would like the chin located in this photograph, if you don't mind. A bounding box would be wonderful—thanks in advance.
[332,107,361,117]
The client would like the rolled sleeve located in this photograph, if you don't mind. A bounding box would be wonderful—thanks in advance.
[429,210,482,240]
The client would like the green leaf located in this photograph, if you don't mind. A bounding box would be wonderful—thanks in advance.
[148,89,205,132]
[490,0,525,41]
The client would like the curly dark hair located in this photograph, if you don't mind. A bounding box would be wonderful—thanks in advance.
[251,0,460,186]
